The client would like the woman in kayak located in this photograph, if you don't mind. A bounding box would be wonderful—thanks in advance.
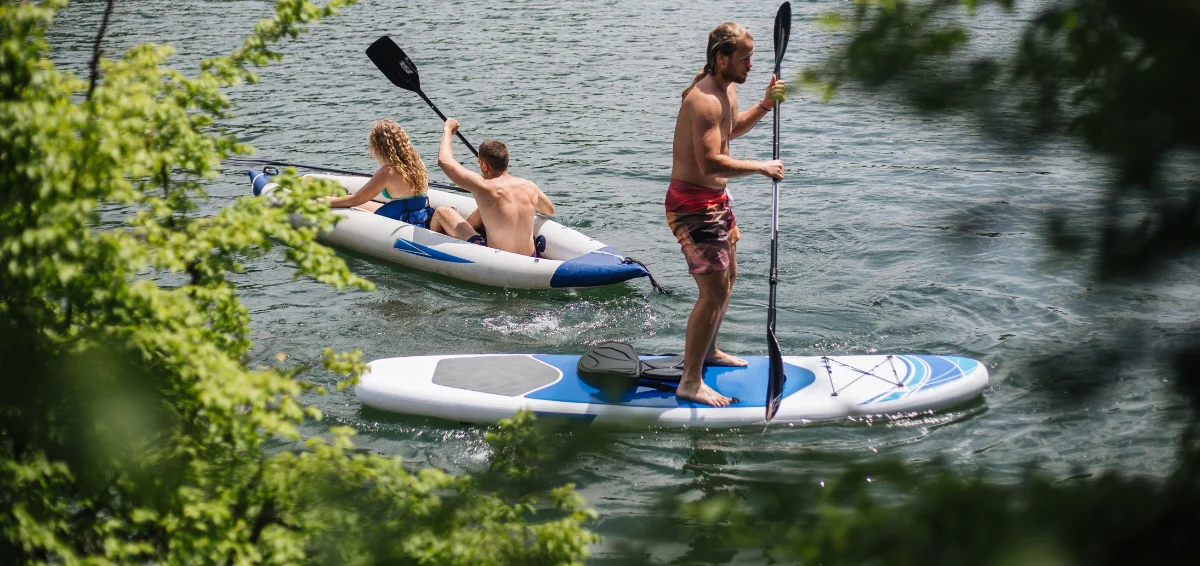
[322,119,433,228]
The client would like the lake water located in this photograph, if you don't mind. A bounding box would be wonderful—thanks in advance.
[49,0,1197,560]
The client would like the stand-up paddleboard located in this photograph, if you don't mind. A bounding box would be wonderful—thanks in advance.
[356,342,988,428]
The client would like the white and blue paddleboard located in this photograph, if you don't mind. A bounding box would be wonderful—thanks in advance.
[356,352,988,428]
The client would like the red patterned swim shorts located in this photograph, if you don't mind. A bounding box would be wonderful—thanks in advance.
[664,179,740,275]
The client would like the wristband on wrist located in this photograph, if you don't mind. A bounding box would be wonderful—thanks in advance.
[758,99,773,112]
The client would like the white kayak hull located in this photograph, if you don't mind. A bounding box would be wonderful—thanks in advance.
[248,170,650,289]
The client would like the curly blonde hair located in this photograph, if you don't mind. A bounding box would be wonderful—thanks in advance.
[368,119,429,193]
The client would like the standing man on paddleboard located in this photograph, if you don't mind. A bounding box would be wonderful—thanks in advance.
[668,22,786,406]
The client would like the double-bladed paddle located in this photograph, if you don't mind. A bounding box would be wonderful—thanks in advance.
[766,2,792,421]
[225,157,468,194]
[366,36,480,157]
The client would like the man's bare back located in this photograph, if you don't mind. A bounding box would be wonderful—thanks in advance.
[431,119,554,256]
[468,174,541,256]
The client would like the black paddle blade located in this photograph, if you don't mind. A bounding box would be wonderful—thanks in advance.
[366,36,421,92]
[766,329,785,421]
[773,2,792,77]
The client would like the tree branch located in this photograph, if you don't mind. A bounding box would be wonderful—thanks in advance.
[86,0,116,101]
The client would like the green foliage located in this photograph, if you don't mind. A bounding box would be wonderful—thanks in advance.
[805,0,1012,98]
[0,1,593,563]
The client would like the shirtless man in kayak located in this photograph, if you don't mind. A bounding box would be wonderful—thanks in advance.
[668,22,786,406]
[431,119,555,257]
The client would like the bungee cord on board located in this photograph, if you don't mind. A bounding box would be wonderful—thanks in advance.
[822,355,906,397]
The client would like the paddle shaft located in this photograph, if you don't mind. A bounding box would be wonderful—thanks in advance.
[367,37,480,157]
[768,108,780,333]
[766,76,782,413]
[768,33,784,334]
[414,89,479,157]
[233,159,365,177]
[765,2,791,421]
[228,158,468,194]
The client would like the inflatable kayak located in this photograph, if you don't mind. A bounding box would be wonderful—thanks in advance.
[356,342,989,428]
[248,169,654,289]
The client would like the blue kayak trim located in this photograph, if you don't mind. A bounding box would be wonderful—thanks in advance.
[549,246,649,288]
[526,355,816,408]
[393,238,474,264]
[248,169,271,196]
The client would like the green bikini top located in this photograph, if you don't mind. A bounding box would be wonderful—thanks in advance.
[381,188,426,201]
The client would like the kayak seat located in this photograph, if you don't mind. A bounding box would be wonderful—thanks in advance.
[464,233,550,259]
[578,341,684,400]
[641,355,685,379]
[376,195,434,229]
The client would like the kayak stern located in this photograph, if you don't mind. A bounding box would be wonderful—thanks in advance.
[549,247,650,288]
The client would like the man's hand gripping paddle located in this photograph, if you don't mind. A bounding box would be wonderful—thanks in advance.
[766,2,792,422]
[366,36,480,157]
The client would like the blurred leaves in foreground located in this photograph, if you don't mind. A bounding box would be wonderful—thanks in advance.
[610,441,1200,565]
[0,0,593,563]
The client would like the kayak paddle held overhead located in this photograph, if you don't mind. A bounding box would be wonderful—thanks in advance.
[766,1,792,422]
[366,36,480,157]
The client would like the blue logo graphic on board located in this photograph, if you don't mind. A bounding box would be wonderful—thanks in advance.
[393,239,474,263]
[859,355,978,405]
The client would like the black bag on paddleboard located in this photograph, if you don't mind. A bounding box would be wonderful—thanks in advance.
[577,342,684,400]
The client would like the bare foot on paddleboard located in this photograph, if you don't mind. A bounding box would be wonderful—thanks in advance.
[676,381,733,407]
[705,349,748,367]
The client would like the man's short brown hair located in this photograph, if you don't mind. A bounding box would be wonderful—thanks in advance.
[479,139,509,172]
